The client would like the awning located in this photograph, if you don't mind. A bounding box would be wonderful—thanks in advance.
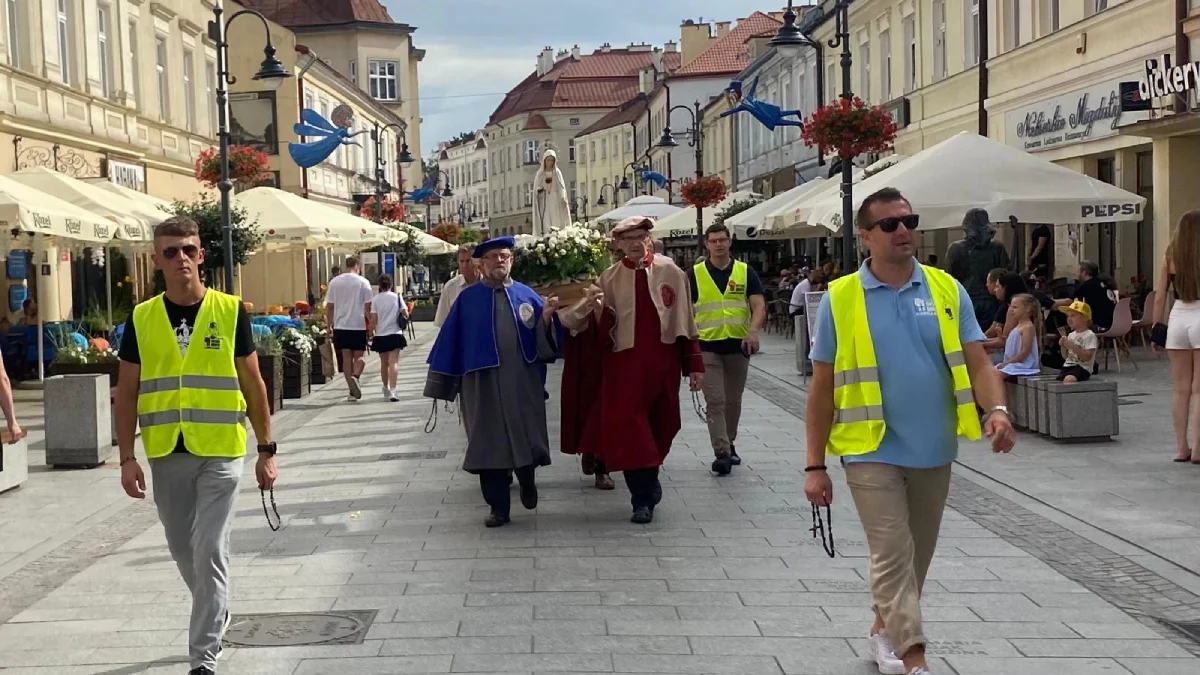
[11,167,162,243]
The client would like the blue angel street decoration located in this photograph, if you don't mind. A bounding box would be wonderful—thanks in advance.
[719,76,804,131]
[406,174,440,204]
[287,107,368,169]
[640,169,668,191]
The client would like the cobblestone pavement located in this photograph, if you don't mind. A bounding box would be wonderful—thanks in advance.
[0,327,1198,674]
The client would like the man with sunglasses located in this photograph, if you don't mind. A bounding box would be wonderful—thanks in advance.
[805,188,1013,675]
[116,216,277,675]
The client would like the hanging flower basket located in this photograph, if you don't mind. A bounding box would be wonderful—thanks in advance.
[801,97,898,159]
[195,145,272,190]
[430,222,462,243]
[681,175,728,209]
[359,196,406,223]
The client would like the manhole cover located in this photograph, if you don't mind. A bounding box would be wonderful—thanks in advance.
[379,451,447,460]
[223,610,377,647]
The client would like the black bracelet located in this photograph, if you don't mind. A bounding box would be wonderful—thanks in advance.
[805,465,828,473]
[119,456,137,465]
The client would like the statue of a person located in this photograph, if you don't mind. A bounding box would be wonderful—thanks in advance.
[532,148,571,236]
[946,208,1012,329]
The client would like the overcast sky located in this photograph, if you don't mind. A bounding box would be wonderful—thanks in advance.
[380,1,813,155]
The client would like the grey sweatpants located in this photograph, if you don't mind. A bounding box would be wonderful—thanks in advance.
[150,453,241,672]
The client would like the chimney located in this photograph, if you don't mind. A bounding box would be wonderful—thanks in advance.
[629,42,652,52]
[536,45,554,76]
[555,48,569,63]
[651,47,663,73]
[664,40,678,53]
[571,44,580,59]
[600,42,611,53]
[716,21,732,38]
[679,19,714,68]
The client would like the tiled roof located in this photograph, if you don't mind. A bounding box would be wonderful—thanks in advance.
[524,114,551,130]
[673,12,782,77]
[489,48,679,125]
[237,0,395,28]
[576,93,649,137]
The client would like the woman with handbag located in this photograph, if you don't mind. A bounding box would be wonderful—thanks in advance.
[1152,211,1200,462]
[369,274,409,402]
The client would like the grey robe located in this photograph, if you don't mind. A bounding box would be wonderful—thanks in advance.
[429,284,557,473]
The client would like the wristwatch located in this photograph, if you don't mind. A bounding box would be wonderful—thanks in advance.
[257,442,277,456]
[984,405,1011,420]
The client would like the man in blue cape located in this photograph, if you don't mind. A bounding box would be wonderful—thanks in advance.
[424,236,562,527]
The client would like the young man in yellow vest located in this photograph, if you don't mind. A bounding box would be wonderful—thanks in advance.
[804,188,1014,675]
[115,216,278,675]
[686,223,766,475]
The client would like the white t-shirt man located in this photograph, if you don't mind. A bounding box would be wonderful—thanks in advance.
[325,271,373,331]
[370,291,404,337]
[789,278,813,314]
[434,275,469,328]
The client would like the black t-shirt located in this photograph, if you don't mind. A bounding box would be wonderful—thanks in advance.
[120,294,256,454]
[1072,277,1116,331]
[1030,225,1052,272]
[686,260,764,355]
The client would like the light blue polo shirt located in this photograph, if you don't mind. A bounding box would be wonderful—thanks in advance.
[810,259,985,468]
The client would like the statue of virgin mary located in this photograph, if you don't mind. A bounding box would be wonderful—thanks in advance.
[532,148,572,236]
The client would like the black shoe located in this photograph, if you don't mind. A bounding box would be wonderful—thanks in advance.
[730,445,741,466]
[189,668,215,675]
[484,512,510,528]
[652,481,662,506]
[631,506,653,524]
[711,453,733,476]
[519,480,538,510]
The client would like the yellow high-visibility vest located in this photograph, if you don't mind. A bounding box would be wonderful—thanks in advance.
[693,260,751,341]
[826,264,981,456]
[132,290,247,459]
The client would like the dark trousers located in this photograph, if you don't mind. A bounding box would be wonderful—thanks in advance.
[623,467,662,510]
[479,465,535,518]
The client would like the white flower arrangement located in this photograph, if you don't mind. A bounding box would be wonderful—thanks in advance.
[279,327,316,358]
[511,223,609,288]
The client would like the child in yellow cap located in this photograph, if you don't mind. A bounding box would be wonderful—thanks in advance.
[1058,300,1098,382]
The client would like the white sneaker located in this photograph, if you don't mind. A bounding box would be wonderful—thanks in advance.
[907,668,932,675]
[388,390,400,402]
[867,633,906,675]
[382,385,392,400]
[346,394,358,403]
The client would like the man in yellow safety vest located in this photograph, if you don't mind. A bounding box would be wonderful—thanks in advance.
[686,223,766,475]
[115,215,278,675]
[804,188,1014,675]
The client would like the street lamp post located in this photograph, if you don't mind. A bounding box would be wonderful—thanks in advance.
[595,183,619,208]
[370,122,414,226]
[569,196,588,224]
[658,101,704,253]
[209,5,290,292]
[458,201,476,224]
[618,160,647,194]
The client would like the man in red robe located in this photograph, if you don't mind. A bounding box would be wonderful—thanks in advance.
[560,217,704,524]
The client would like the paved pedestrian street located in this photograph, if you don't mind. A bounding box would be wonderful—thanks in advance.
[2,333,1200,675]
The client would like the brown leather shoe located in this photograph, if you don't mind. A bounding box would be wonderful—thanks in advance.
[595,473,615,490]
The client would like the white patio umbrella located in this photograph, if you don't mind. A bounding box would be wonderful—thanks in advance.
[84,179,175,216]
[649,190,758,240]
[595,195,682,223]
[11,168,161,244]
[764,155,908,231]
[728,178,827,238]
[802,132,1146,232]
[391,225,455,255]
[234,187,393,249]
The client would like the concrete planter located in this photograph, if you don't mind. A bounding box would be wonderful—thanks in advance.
[45,374,112,469]
[0,437,28,493]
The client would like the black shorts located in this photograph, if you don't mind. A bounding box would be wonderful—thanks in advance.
[1057,365,1092,382]
[332,329,368,352]
[371,333,407,353]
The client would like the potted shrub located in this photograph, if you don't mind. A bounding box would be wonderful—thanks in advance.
[48,335,120,388]
[279,327,315,399]
[255,332,284,414]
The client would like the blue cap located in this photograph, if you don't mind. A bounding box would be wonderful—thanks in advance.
[472,235,516,259]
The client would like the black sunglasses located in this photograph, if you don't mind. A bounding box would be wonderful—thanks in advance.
[811,503,836,558]
[162,245,200,260]
[867,214,920,233]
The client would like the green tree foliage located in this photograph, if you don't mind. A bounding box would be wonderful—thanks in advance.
[169,194,264,288]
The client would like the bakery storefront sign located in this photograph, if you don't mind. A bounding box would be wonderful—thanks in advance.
[1005,77,1147,152]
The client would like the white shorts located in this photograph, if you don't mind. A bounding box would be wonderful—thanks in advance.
[1167,301,1200,350]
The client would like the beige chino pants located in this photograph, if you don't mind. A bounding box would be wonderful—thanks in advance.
[844,461,952,656]
[701,352,750,454]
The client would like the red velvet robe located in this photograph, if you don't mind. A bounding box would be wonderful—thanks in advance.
[564,259,703,472]
[559,328,604,457]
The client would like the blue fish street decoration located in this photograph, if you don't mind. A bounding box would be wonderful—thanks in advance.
[720,76,804,131]
[406,174,440,204]
[639,169,668,190]
[287,107,369,169]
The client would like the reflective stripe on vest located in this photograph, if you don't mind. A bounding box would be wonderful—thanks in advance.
[693,261,751,341]
[133,290,248,459]
[825,264,982,457]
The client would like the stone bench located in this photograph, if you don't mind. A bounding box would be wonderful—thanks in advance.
[1026,376,1118,441]
[1011,373,1058,431]
[0,436,28,494]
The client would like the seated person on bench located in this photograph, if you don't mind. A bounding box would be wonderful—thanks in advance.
[1057,300,1097,383]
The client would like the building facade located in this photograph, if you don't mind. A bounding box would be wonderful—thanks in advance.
[574,93,649,219]
[437,131,489,231]
[238,0,424,193]
[701,92,736,188]
[647,13,783,204]
[486,44,679,236]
